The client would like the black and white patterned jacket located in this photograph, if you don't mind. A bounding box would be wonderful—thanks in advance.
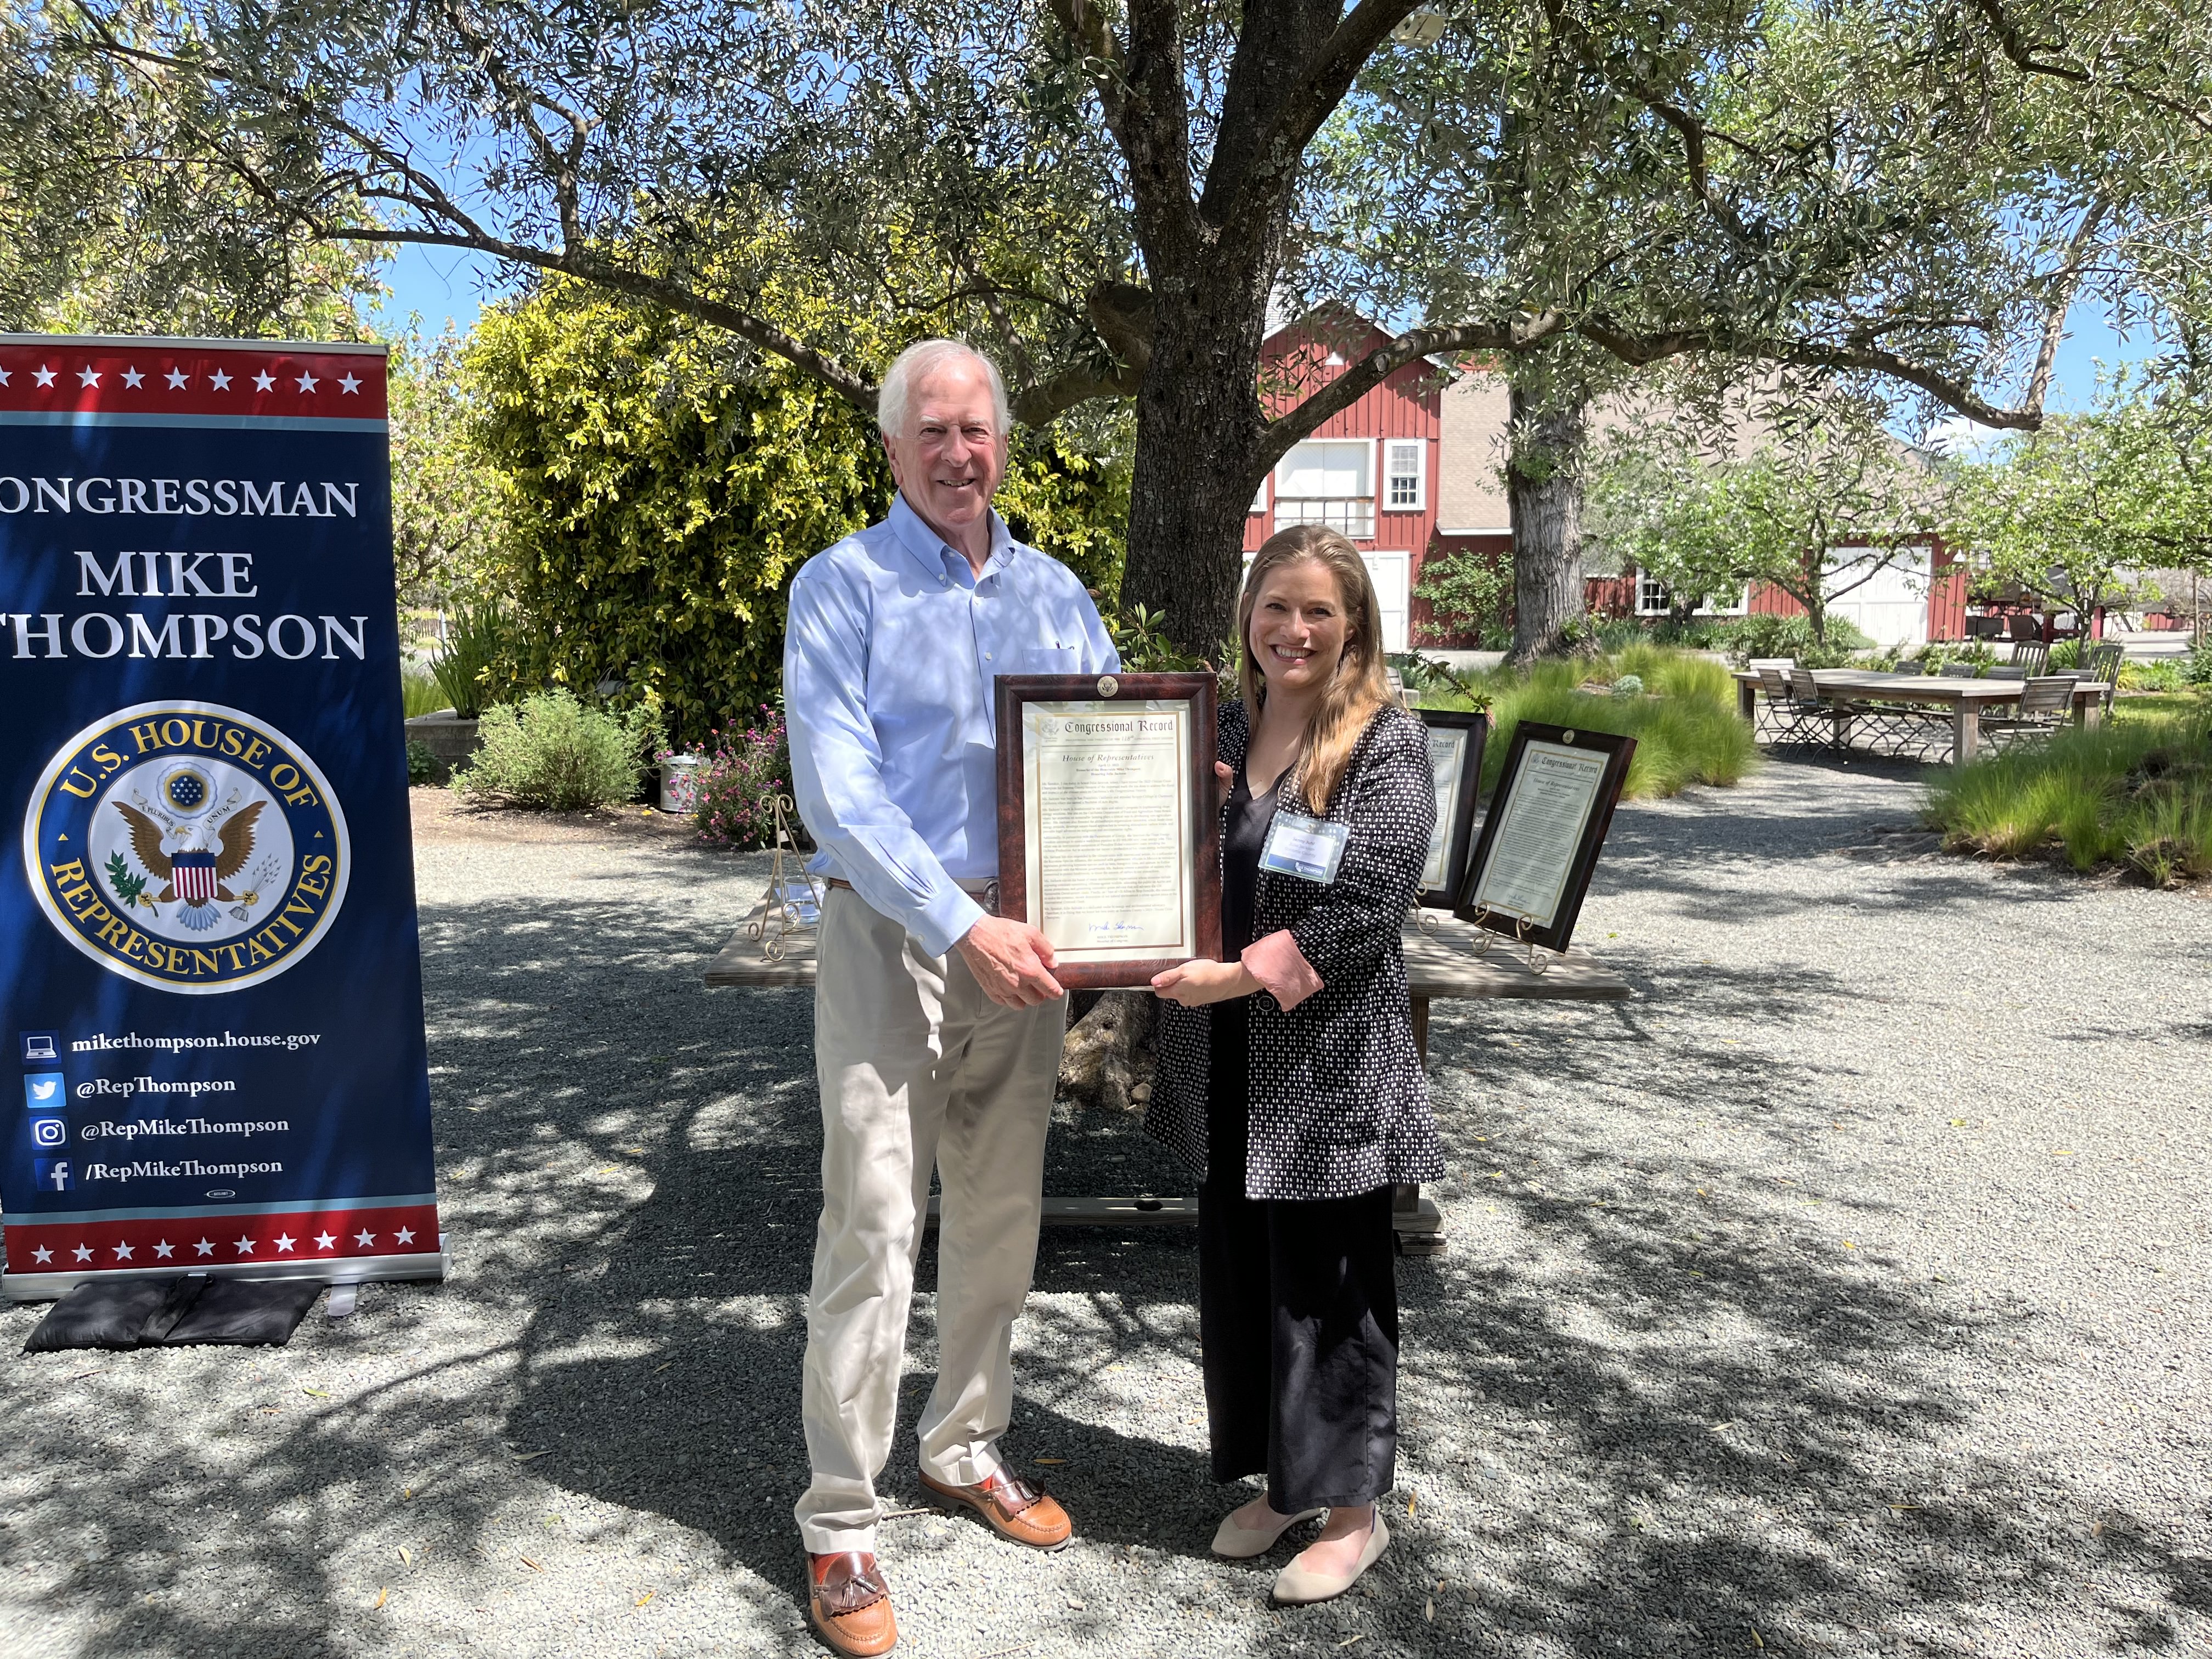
[1146,698,1444,1201]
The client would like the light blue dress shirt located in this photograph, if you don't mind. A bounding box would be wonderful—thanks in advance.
[785,493,1120,958]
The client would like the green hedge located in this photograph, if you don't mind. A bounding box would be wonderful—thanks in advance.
[467,280,1130,748]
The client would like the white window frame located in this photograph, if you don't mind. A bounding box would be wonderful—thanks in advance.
[1382,439,1425,514]
[1272,437,1378,539]
[1250,473,1269,516]
[1635,573,1671,616]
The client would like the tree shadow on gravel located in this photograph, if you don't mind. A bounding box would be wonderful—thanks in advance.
[7,866,2202,1659]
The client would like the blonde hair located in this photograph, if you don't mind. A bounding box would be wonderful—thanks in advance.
[1237,525,1394,814]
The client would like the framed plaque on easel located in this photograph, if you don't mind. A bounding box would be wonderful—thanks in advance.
[994,672,1222,989]
[1414,708,1489,910]
[1453,721,1635,955]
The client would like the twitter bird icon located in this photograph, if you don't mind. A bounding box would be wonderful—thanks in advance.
[24,1073,64,1109]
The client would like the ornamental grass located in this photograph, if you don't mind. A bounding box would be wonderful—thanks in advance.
[1414,646,1759,800]
[1922,701,2212,886]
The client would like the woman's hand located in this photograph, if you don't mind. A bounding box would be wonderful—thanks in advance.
[1151,958,1260,1007]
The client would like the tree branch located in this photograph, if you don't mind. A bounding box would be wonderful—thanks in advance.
[1967,0,2212,136]
[1258,312,1570,469]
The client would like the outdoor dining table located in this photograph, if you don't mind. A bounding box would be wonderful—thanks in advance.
[705,906,1631,1254]
[1731,669,2110,768]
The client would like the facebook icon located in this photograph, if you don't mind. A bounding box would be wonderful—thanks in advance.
[33,1159,71,1192]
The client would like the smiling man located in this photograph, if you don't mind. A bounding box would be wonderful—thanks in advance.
[781,339,1118,1656]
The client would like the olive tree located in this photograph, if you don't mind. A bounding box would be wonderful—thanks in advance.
[16,0,2212,651]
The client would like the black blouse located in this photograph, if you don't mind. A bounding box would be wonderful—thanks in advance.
[1220,763,1279,960]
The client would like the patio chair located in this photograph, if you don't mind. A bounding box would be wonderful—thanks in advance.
[1790,663,1865,751]
[2010,639,2050,675]
[1938,662,1977,677]
[1980,675,2077,752]
[1986,665,2028,681]
[2079,642,2124,710]
[2007,613,2044,643]
[1755,662,1824,744]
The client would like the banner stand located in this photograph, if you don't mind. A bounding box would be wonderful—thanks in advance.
[2,1233,448,1302]
[2,334,445,1293]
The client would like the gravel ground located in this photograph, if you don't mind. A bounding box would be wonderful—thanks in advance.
[3,762,2208,1659]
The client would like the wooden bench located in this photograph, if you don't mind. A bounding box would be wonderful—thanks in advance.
[706,907,1632,1252]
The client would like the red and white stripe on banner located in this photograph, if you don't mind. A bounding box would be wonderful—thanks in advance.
[4,1203,439,1274]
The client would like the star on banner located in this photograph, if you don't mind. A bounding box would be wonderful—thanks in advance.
[121,366,144,388]
[72,1244,93,1262]
[33,365,56,387]
[165,368,189,389]
[153,1240,174,1258]
[294,371,319,393]
[314,1232,337,1251]
[394,1227,416,1245]
[31,1245,52,1264]
[354,1229,377,1248]
[252,370,276,392]
[274,1234,297,1253]
[77,366,101,387]
[208,370,232,391]
[338,373,361,394]
[0,368,10,386]
[113,1242,134,1260]
[234,1236,257,1254]
[194,1239,215,1256]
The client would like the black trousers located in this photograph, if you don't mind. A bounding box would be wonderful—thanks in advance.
[1200,1002,1399,1511]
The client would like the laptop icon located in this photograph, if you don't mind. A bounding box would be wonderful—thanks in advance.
[20,1033,59,1064]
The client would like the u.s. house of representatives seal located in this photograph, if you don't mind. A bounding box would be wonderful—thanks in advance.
[24,701,350,994]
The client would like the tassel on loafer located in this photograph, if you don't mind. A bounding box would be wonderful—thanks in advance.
[1271,1515,1390,1605]
[1210,1503,1327,1559]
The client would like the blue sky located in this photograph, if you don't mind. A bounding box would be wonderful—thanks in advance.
[376,238,2155,427]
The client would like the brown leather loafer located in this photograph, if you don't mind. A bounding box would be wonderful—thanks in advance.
[806,1551,896,1657]
[918,1466,1073,1550]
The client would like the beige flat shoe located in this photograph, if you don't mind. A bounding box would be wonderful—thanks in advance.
[1271,1514,1389,1604]
[1210,1503,1326,1559]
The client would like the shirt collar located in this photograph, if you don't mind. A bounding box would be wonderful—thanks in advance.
[889,490,1017,583]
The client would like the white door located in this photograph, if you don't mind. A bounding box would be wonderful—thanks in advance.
[1824,548,1928,646]
[1239,548,1410,653]
[1363,550,1410,653]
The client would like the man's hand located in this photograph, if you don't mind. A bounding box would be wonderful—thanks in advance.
[956,915,1065,1007]
[1150,959,1259,1008]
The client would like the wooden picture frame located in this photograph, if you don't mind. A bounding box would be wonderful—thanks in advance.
[1414,708,1490,910]
[995,671,1221,989]
[1453,720,1635,954]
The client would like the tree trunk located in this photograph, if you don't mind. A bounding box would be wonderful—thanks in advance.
[1119,286,1269,654]
[1505,384,1591,665]
[1057,990,1157,1114]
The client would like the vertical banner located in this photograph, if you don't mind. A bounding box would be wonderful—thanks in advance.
[0,335,441,1296]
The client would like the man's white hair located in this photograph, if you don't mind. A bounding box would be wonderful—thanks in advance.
[877,339,1010,440]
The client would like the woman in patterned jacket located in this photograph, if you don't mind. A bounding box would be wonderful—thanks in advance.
[1149,524,1442,1605]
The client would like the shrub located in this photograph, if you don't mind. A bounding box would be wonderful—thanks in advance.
[1411,546,1513,647]
[2183,636,2212,687]
[692,709,792,848]
[405,740,440,784]
[466,278,1130,749]
[400,665,449,718]
[452,690,654,810]
[1415,647,1758,799]
[2122,659,2186,692]
[1923,707,2212,885]
[1717,613,1872,667]
[430,598,505,718]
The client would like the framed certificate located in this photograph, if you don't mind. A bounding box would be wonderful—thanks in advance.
[1415,709,1489,910]
[994,672,1221,989]
[1453,721,1635,953]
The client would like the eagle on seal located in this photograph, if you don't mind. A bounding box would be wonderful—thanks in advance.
[112,800,264,932]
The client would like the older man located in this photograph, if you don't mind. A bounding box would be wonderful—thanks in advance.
[783,339,1118,1656]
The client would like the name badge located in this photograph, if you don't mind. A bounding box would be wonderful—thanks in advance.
[1259,812,1350,883]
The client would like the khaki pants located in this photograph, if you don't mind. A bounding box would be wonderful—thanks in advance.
[794,887,1066,1554]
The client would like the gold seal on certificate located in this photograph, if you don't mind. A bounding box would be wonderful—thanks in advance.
[995,672,1221,988]
[1454,720,1636,954]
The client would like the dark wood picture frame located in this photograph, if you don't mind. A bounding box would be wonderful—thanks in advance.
[995,670,1221,989]
[1414,708,1491,910]
[1452,720,1636,954]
